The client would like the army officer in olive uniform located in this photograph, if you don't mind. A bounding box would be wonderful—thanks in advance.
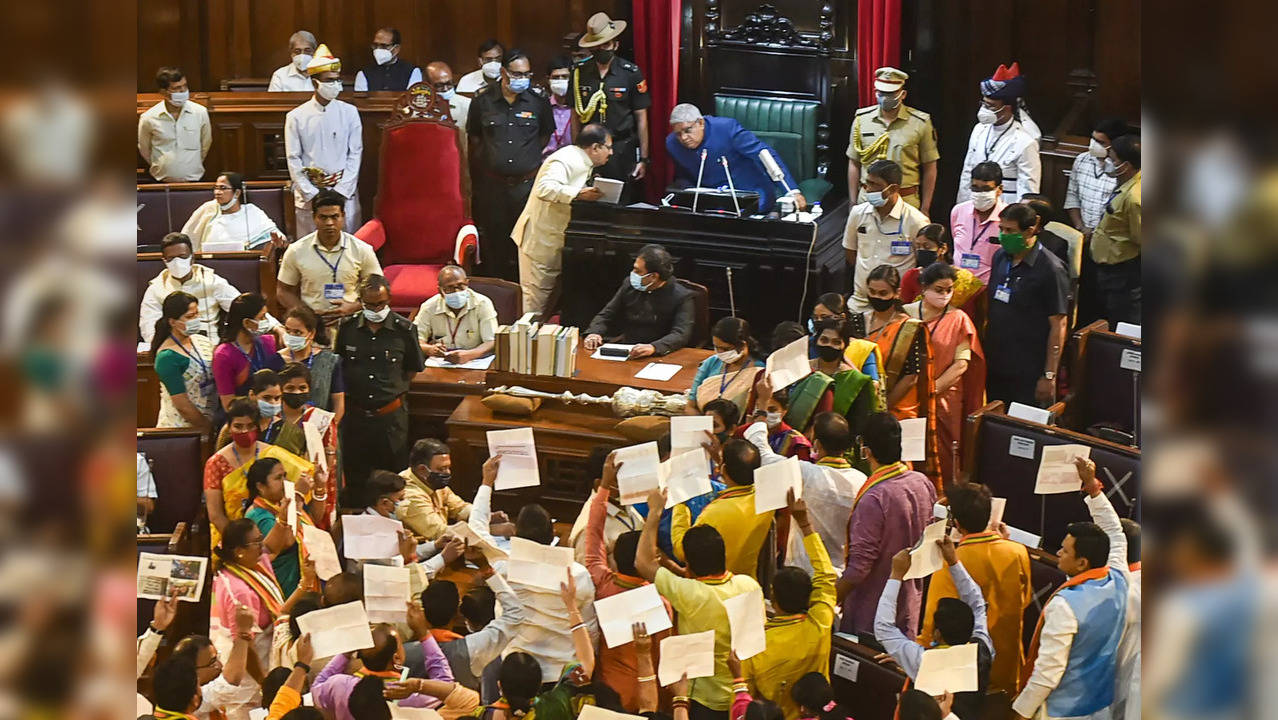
[847,67,939,215]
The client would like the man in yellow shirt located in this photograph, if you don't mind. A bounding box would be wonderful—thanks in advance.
[919,482,1031,698]
[1089,133,1141,326]
[743,492,837,719]
[637,486,762,718]
[398,438,485,542]
[670,439,774,579]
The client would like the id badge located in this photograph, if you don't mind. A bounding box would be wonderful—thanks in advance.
[960,253,981,270]
[994,285,1012,303]
[323,283,345,300]
[890,240,912,256]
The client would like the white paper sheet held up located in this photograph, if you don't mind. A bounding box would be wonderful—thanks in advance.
[578,706,647,720]
[634,362,681,382]
[303,422,328,477]
[301,524,343,580]
[614,442,662,505]
[657,630,717,686]
[754,456,802,514]
[661,448,713,508]
[722,587,767,660]
[591,343,635,361]
[904,519,948,580]
[506,537,574,591]
[1034,444,1092,494]
[914,643,979,695]
[670,415,713,453]
[342,514,405,559]
[295,600,376,658]
[900,417,927,462]
[284,480,297,529]
[593,583,673,648]
[448,521,508,562]
[425,355,495,370]
[1005,525,1041,549]
[593,177,625,204]
[363,564,411,624]
[487,427,540,490]
[987,497,1007,530]
[765,336,812,390]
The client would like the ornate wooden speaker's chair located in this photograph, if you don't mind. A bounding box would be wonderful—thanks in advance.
[355,83,478,314]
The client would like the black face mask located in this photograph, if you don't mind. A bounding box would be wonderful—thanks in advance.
[916,249,938,268]
[282,392,308,409]
[868,296,896,312]
[816,344,843,362]
[426,471,452,490]
[594,48,615,64]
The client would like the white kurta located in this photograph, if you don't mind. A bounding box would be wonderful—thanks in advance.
[180,200,283,251]
[956,119,1041,205]
[268,64,314,92]
[138,264,241,345]
[511,144,595,314]
[284,96,363,233]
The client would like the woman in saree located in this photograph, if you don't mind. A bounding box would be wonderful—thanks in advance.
[212,292,283,412]
[688,317,764,416]
[278,361,340,527]
[181,171,288,253]
[277,304,346,421]
[807,291,882,383]
[785,318,881,461]
[211,517,316,672]
[243,456,325,596]
[899,224,985,317]
[150,290,217,431]
[215,369,306,457]
[903,263,985,491]
[204,396,314,552]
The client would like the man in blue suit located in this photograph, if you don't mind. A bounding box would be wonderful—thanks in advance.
[665,102,807,213]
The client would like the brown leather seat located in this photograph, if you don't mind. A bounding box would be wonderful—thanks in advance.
[677,278,711,349]
[137,429,208,535]
[136,181,295,252]
[466,276,523,325]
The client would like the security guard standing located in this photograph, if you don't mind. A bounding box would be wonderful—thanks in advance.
[467,49,554,281]
[847,67,939,215]
[336,274,425,504]
[572,12,651,204]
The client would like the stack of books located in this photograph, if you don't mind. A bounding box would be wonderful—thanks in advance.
[494,313,579,378]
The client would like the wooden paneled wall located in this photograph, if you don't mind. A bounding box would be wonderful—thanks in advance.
[138,0,627,92]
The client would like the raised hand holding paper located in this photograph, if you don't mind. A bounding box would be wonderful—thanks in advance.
[342,514,404,559]
[486,427,540,490]
[593,584,673,648]
[363,564,411,624]
[507,536,574,591]
[1034,444,1092,494]
[754,456,802,514]
[448,521,508,562]
[284,479,297,529]
[899,417,927,462]
[137,552,208,602]
[657,630,717,686]
[613,442,662,506]
[722,587,767,660]
[661,448,713,508]
[295,600,376,658]
[903,519,948,580]
[301,525,343,580]
[670,415,713,452]
[987,497,1006,530]
[914,643,979,695]
[764,336,812,390]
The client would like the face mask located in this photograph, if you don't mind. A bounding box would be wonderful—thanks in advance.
[392,499,408,519]
[1088,139,1108,158]
[976,106,999,125]
[168,90,189,106]
[916,249,938,268]
[439,87,456,101]
[877,92,902,111]
[868,296,896,312]
[716,348,743,364]
[426,472,452,490]
[970,190,998,212]
[594,48,615,64]
[183,318,203,335]
[282,392,309,410]
[283,333,309,352]
[218,192,238,212]
[865,190,887,207]
[923,288,953,309]
[230,429,258,448]
[373,48,394,66]
[317,80,342,101]
[765,411,784,428]
[166,256,193,278]
[629,271,651,292]
[481,61,502,79]
[998,231,1029,254]
[549,78,570,96]
[364,306,390,323]
[293,53,313,71]
[444,290,468,310]
[508,77,530,93]
[257,399,281,417]
[255,319,272,334]
[1102,157,1123,177]
[816,344,843,362]
[806,318,816,334]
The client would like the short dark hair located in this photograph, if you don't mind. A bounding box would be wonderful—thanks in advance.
[278,361,312,387]
[587,445,611,483]
[548,54,572,74]
[461,585,496,628]
[281,709,325,720]
[156,67,185,91]
[288,594,321,639]
[221,292,268,344]
[1093,116,1130,141]
[365,470,406,506]
[500,652,543,712]
[970,161,1003,185]
[745,700,784,720]
[862,412,902,464]
[214,517,259,564]
[348,675,392,720]
[577,123,612,148]
[262,666,293,709]
[721,438,761,486]
[792,673,845,720]
[246,456,283,503]
[1066,521,1111,570]
[1112,133,1141,169]
[1121,519,1140,565]
[285,304,329,345]
[897,689,943,720]
[770,321,806,352]
[614,530,641,576]
[812,412,852,455]
[815,316,854,343]
[226,395,261,425]
[999,202,1039,231]
[934,597,975,645]
[478,38,504,56]
[814,292,848,316]
[250,368,281,394]
[153,657,199,713]
[410,438,451,469]
[920,262,958,287]
[503,48,530,69]
[917,223,949,259]
[712,316,759,358]
[866,159,903,187]
[323,571,364,606]
[683,525,726,576]
[359,274,393,298]
[772,565,812,614]
[1022,195,1058,227]
[636,244,675,280]
[378,27,402,46]
[359,624,399,671]
[170,634,213,664]
[311,189,347,214]
[161,232,193,254]
[422,580,460,627]
[867,264,901,291]
[219,170,245,194]
[704,398,740,430]
[516,504,554,544]
[948,483,992,534]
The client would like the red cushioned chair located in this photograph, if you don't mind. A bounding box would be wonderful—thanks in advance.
[356,83,478,314]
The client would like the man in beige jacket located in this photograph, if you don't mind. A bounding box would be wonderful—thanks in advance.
[511,123,614,315]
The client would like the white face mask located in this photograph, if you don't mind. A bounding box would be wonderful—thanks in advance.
[284,333,309,352]
[364,306,391,323]
[549,78,570,97]
[1088,139,1108,159]
[373,48,394,65]
[256,318,272,334]
[1102,157,1124,178]
[716,348,743,364]
[765,411,783,428]
[976,106,999,125]
[317,80,342,101]
[970,190,998,212]
[168,90,189,106]
[218,192,239,212]
[166,256,193,278]
[293,53,313,71]
[923,288,953,309]
[183,318,203,335]
[482,61,502,80]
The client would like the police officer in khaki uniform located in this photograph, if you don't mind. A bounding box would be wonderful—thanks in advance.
[847,67,939,215]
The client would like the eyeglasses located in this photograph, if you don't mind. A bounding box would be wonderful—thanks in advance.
[506,71,534,80]
[213,185,234,192]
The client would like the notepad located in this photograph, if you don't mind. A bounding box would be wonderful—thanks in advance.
[634,362,681,381]
[1034,444,1092,494]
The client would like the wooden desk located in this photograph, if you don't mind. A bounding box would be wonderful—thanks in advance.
[485,346,711,397]
[139,354,159,428]
[407,365,489,441]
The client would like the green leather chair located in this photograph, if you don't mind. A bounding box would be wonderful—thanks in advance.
[714,93,833,203]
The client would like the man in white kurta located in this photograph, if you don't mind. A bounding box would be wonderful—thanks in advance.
[284,45,363,236]
[268,30,318,92]
[956,62,1041,204]
[511,125,613,314]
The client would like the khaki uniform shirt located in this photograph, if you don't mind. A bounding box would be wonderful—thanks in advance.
[412,289,498,350]
[277,231,383,312]
[1090,171,1142,265]
[397,468,472,541]
[846,104,939,201]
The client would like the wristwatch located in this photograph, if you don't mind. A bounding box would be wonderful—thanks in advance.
[638,157,650,164]
[1042,371,1056,381]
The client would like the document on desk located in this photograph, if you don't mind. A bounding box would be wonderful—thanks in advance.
[593,177,625,204]
[903,519,948,580]
[661,448,713,508]
[506,537,574,591]
[591,343,635,361]
[301,524,343,580]
[487,427,540,490]
[295,600,376,658]
[593,583,673,648]
[425,355,495,370]
[634,362,681,382]
[614,441,662,506]
[765,336,812,390]
[754,455,802,514]
[900,417,927,462]
[658,630,716,686]
[363,564,411,624]
[342,514,404,560]
[914,643,979,695]
[1034,444,1092,494]
[722,587,767,660]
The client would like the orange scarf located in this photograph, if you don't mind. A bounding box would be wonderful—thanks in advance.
[222,562,285,618]
[430,627,463,643]
[1019,566,1112,690]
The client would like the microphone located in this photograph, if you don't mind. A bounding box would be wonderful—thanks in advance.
[720,156,743,217]
[759,148,793,193]
[693,148,707,213]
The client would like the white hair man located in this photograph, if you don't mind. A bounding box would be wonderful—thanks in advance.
[269,30,318,92]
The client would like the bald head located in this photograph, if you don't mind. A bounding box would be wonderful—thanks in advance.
[426,61,455,85]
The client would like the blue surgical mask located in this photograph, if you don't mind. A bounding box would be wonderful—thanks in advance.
[440,88,456,101]
[444,290,468,310]
[509,77,530,93]
[257,399,281,417]
[866,191,887,207]
[629,271,650,292]
[806,318,815,334]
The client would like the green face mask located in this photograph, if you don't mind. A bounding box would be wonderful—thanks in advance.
[998,231,1028,254]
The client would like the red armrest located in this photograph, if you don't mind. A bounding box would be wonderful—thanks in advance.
[356,218,387,252]
[455,221,479,270]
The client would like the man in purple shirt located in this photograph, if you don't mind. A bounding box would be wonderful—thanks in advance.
[312,624,468,720]
[836,412,937,636]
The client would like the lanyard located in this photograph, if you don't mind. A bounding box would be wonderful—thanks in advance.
[970,214,997,246]
[286,348,315,369]
[983,123,1013,160]
[237,339,265,373]
[719,361,747,395]
[313,244,346,282]
[446,313,465,348]
[874,210,904,237]
[174,338,209,374]
[230,442,259,468]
